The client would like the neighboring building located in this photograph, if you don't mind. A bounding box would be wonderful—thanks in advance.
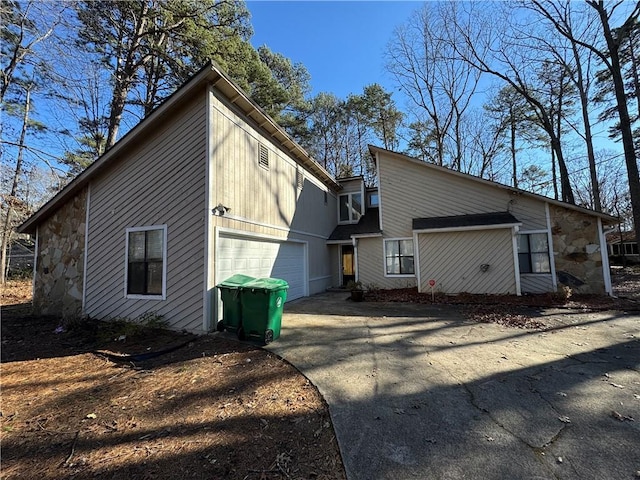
[607,231,639,265]
[6,239,35,276]
[19,64,617,332]
[328,147,616,297]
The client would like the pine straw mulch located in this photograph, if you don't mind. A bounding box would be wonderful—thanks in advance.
[0,301,346,480]
[366,267,640,330]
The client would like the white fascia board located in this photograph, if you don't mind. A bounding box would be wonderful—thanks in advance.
[351,233,382,239]
[413,223,522,235]
[326,239,353,245]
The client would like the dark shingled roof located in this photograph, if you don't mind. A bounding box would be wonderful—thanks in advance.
[328,208,381,241]
[413,211,520,231]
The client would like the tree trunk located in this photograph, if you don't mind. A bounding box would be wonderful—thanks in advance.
[551,147,559,200]
[104,2,149,149]
[593,1,640,254]
[1,86,31,284]
[571,42,602,210]
[556,144,574,204]
[510,107,518,188]
[628,33,640,126]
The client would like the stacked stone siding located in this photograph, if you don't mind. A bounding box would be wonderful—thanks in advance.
[550,204,605,294]
[33,188,87,318]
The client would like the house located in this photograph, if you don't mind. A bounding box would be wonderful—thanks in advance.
[6,239,35,275]
[18,63,617,332]
[327,147,616,297]
[607,231,639,264]
[18,62,340,331]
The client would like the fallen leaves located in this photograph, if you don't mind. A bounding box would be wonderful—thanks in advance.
[611,411,635,422]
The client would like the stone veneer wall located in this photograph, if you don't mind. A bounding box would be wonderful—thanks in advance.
[33,188,87,318]
[549,204,605,294]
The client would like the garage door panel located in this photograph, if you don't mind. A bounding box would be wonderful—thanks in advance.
[217,235,306,304]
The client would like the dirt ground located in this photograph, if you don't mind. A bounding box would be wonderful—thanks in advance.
[1,268,638,479]
[1,284,346,480]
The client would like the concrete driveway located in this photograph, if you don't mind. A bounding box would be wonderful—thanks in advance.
[266,292,640,480]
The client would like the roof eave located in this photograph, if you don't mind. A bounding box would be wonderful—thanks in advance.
[19,63,340,234]
[413,223,522,234]
[368,145,619,224]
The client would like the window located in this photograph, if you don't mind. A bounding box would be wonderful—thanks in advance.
[126,225,167,298]
[258,143,269,169]
[324,191,328,205]
[369,192,379,207]
[339,193,363,223]
[518,233,550,274]
[385,239,415,275]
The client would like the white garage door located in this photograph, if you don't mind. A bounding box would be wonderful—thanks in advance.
[216,234,306,302]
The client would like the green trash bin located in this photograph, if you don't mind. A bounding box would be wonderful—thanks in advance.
[240,278,289,344]
[216,274,255,334]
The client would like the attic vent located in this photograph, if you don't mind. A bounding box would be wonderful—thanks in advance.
[258,143,269,169]
[296,168,304,189]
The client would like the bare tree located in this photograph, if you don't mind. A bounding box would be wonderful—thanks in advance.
[458,109,506,179]
[484,85,539,188]
[528,0,640,254]
[385,2,482,169]
[1,81,32,283]
[527,0,620,211]
[447,2,577,203]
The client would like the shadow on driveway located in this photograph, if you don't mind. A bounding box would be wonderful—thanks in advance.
[268,292,640,480]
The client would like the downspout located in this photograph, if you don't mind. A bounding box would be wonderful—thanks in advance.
[375,151,383,236]
[352,237,359,282]
[545,203,558,291]
[81,185,91,314]
[413,231,421,292]
[597,217,613,296]
[203,85,215,331]
[511,225,522,296]
[32,226,39,301]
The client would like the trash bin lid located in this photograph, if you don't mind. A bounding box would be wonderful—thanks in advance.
[245,277,289,291]
[216,274,256,288]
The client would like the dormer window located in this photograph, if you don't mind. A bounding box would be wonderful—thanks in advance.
[339,193,362,223]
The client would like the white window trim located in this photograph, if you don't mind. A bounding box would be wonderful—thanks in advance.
[124,224,168,300]
[383,237,416,278]
[517,230,552,275]
[338,192,363,224]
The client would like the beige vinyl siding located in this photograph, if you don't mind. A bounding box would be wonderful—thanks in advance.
[208,89,335,292]
[356,237,417,290]
[209,91,334,235]
[521,274,554,293]
[418,229,516,294]
[378,152,547,237]
[338,178,364,194]
[85,92,207,332]
[330,245,341,287]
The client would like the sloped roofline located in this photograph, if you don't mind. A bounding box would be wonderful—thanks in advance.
[368,145,618,223]
[18,62,339,234]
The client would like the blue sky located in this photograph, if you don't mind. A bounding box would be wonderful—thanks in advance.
[247,1,420,98]
[245,0,624,185]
